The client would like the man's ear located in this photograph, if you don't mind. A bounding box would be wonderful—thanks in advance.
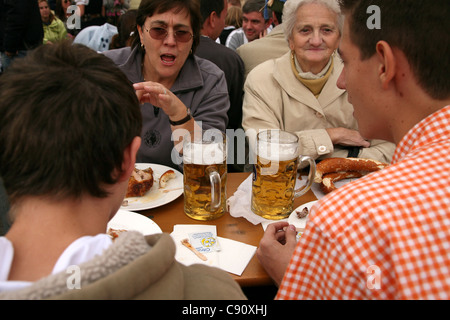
[375,40,396,90]
[119,136,141,182]
[209,11,218,29]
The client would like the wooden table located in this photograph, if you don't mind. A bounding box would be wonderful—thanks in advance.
[140,172,317,287]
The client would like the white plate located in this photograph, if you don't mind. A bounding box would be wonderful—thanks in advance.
[288,200,318,231]
[120,163,183,211]
[107,209,162,235]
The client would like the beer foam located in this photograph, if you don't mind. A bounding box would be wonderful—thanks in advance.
[184,142,226,164]
[257,143,298,161]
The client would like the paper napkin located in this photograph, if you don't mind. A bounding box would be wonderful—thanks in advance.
[171,224,257,276]
[227,174,306,227]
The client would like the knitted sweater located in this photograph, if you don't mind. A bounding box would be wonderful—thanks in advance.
[0,232,246,300]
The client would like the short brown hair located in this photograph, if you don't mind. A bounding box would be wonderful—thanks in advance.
[0,41,142,203]
[339,0,450,100]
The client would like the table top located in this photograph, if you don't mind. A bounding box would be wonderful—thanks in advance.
[140,172,318,287]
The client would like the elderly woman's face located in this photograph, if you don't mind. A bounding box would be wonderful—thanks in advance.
[138,8,193,83]
[289,3,340,73]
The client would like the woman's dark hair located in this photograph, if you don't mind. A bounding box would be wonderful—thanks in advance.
[131,0,202,55]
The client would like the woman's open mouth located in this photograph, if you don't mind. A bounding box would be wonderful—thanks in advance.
[161,54,176,66]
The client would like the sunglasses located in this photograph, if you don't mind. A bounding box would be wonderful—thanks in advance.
[145,26,193,43]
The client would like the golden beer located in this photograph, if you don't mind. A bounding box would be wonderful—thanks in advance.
[251,155,299,219]
[183,130,227,221]
[251,130,316,220]
[184,162,227,221]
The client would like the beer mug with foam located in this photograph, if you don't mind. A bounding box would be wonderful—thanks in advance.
[183,130,227,220]
[251,130,316,220]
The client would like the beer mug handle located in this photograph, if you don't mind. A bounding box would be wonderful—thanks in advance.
[294,156,316,198]
[207,167,221,211]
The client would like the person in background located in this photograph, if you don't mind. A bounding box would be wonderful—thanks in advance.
[225,0,273,51]
[227,0,242,8]
[103,0,130,26]
[77,0,106,28]
[38,0,68,44]
[195,0,246,172]
[110,9,137,49]
[242,0,395,164]
[103,0,229,170]
[0,0,43,72]
[55,0,79,37]
[55,0,73,23]
[219,4,242,45]
[0,41,246,300]
[258,0,450,300]
[237,0,290,78]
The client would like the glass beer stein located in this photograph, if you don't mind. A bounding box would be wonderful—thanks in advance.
[251,130,316,220]
[183,130,227,221]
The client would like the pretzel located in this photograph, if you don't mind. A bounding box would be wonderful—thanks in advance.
[320,171,363,194]
[315,158,389,194]
[314,157,389,183]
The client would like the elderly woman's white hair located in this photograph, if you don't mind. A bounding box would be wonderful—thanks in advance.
[282,0,343,42]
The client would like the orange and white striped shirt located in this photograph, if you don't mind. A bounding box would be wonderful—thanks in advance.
[277,105,450,300]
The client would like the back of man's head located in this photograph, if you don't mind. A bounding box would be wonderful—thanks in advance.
[0,41,142,203]
[339,0,450,100]
[200,0,226,24]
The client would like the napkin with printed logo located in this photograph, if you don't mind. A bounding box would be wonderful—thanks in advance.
[171,224,256,276]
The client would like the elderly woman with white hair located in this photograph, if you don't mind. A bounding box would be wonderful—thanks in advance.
[242,0,395,163]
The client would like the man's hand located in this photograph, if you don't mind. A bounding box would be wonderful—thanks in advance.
[256,221,298,286]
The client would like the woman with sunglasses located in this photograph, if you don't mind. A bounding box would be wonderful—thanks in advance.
[104,0,229,170]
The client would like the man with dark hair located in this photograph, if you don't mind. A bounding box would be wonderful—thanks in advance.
[196,0,246,172]
[237,0,289,78]
[196,0,244,132]
[258,0,450,299]
[225,0,273,50]
[0,41,246,300]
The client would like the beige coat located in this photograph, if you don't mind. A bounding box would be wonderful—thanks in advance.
[242,52,395,163]
[237,24,290,79]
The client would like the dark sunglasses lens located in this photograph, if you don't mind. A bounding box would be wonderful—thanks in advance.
[149,28,192,42]
[175,31,192,42]
[149,27,167,39]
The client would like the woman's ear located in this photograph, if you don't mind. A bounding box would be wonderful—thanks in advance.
[119,136,141,182]
[375,40,396,90]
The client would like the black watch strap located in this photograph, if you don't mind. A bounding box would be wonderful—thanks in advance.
[346,146,361,158]
[169,108,191,126]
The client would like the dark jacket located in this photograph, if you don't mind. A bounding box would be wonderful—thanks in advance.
[195,36,245,131]
[103,46,229,170]
[0,0,44,53]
